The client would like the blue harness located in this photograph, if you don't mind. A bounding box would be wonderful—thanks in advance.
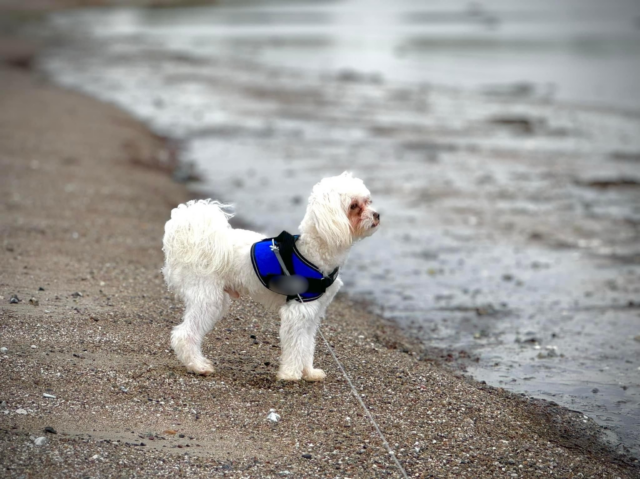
[250,231,339,302]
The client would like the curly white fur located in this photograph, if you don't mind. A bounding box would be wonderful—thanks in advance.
[162,172,379,381]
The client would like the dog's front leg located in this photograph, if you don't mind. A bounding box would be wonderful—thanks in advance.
[301,288,340,381]
[301,315,326,382]
[277,303,324,381]
[302,308,327,381]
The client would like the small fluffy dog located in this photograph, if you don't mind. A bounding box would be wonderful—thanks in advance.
[162,172,379,381]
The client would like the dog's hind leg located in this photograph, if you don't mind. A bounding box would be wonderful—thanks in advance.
[171,280,229,375]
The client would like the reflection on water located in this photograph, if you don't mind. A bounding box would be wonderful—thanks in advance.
[39,0,640,456]
[49,0,640,111]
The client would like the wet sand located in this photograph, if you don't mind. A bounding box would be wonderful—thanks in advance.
[1,37,639,479]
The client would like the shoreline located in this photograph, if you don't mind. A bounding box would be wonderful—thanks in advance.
[1,20,639,479]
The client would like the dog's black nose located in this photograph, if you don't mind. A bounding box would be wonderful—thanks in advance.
[373,212,380,221]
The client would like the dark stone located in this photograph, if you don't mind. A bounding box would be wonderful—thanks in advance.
[44,427,57,434]
[302,454,312,459]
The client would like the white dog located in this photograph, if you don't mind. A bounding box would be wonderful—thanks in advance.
[162,172,379,381]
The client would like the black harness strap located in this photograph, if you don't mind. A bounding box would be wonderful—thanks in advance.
[273,231,297,278]
[305,271,339,294]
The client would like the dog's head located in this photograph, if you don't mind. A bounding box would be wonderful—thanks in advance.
[300,171,380,249]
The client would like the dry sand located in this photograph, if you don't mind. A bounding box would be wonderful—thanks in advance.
[0,45,638,478]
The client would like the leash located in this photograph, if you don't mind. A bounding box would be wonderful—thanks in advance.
[271,236,407,475]
[318,328,410,479]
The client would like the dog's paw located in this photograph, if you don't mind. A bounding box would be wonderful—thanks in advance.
[186,359,215,376]
[303,368,326,382]
[276,370,302,381]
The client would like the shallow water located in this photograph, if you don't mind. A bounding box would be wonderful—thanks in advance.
[38,0,640,456]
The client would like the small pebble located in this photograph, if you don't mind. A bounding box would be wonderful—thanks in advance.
[43,393,56,399]
[44,427,57,434]
[9,294,20,304]
[33,437,47,446]
[29,298,39,306]
[15,409,27,415]
[0,347,7,353]
[302,453,312,459]
[31,345,37,349]
[267,409,281,423]
[592,388,599,394]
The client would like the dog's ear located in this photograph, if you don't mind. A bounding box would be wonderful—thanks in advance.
[308,191,352,249]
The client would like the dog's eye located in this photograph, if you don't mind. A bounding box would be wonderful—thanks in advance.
[350,203,358,210]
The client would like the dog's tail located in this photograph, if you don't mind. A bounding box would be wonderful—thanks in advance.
[162,199,235,281]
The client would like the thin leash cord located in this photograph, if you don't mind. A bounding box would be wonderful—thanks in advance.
[271,239,407,476]
[318,328,410,479]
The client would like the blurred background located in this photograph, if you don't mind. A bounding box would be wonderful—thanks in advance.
[4,0,640,456]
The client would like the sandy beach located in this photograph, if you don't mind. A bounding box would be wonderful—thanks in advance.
[31,0,640,453]
[1,24,639,478]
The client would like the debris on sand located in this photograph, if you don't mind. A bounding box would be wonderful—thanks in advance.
[267,409,281,423]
